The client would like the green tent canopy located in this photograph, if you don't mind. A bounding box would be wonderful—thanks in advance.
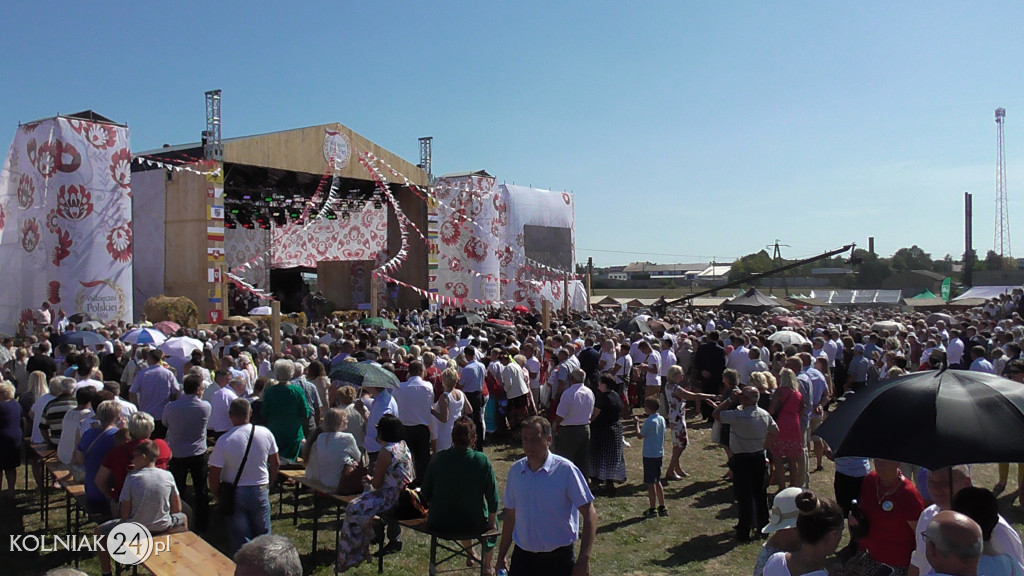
[910,289,938,299]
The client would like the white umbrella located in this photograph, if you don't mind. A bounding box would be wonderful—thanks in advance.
[158,336,204,359]
[870,320,905,332]
[249,306,272,315]
[768,330,808,346]
[121,327,167,346]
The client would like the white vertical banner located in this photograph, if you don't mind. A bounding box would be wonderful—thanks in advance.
[0,116,133,334]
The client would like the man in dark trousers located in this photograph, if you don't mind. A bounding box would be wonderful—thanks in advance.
[576,337,601,389]
[693,331,726,421]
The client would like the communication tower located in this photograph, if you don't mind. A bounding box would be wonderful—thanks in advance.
[995,107,1010,256]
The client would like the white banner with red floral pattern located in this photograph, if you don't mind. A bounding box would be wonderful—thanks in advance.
[0,116,133,334]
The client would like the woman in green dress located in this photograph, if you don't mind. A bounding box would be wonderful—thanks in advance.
[261,359,309,463]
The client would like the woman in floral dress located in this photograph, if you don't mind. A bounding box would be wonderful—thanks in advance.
[337,414,414,572]
[664,365,716,480]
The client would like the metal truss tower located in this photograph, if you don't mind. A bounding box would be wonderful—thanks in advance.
[418,136,433,182]
[204,90,224,162]
[995,107,1010,257]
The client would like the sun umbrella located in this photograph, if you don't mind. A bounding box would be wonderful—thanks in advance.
[121,327,167,346]
[870,320,904,332]
[647,319,671,333]
[512,305,529,314]
[79,320,104,331]
[576,319,602,332]
[281,322,298,335]
[925,312,955,327]
[487,318,515,328]
[58,330,109,348]
[443,313,485,327]
[152,321,181,336]
[329,361,400,389]
[360,317,398,330]
[249,306,272,316]
[815,369,1024,470]
[769,306,790,315]
[614,317,652,334]
[767,330,808,347]
[771,315,804,329]
[222,316,256,327]
[68,312,93,324]
[158,336,204,359]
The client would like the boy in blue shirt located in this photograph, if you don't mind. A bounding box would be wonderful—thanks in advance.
[634,396,667,518]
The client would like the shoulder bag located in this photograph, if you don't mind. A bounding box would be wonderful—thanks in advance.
[216,424,255,516]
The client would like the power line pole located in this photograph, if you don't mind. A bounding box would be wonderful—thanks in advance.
[766,240,790,296]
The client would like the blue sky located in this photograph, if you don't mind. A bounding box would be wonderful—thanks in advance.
[2,2,1022,267]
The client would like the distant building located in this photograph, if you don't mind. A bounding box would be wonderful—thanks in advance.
[622,262,728,281]
[880,269,946,296]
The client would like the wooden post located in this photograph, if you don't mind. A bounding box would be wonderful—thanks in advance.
[370,273,379,318]
[541,299,551,330]
[271,301,281,356]
[563,274,570,317]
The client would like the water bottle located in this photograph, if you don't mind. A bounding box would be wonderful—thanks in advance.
[849,499,868,539]
[496,569,508,576]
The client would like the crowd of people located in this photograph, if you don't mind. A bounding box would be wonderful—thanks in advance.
[4,289,1024,575]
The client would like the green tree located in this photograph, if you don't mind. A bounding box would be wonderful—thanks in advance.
[851,249,893,288]
[730,250,774,283]
[890,245,932,272]
[984,250,1017,271]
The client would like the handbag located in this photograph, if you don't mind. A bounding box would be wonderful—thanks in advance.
[72,427,111,484]
[337,463,369,495]
[217,424,255,516]
[393,486,428,520]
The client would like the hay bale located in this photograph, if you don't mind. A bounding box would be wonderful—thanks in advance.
[144,296,199,328]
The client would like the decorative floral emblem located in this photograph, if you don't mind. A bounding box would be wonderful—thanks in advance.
[110,148,132,189]
[439,219,461,247]
[497,246,514,267]
[17,174,35,209]
[551,281,563,301]
[562,192,572,205]
[515,232,524,248]
[105,223,132,263]
[83,123,116,150]
[0,204,5,236]
[463,236,488,263]
[447,256,463,273]
[47,281,61,304]
[55,141,82,173]
[29,139,57,178]
[451,282,469,298]
[56,185,94,221]
[52,228,73,266]
[21,218,40,252]
[490,218,502,238]
[45,210,60,234]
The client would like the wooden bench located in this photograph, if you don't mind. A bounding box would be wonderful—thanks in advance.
[137,531,235,576]
[276,467,307,522]
[41,455,71,530]
[292,475,358,555]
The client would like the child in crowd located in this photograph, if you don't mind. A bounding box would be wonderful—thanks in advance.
[95,439,186,576]
[635,396,667,519]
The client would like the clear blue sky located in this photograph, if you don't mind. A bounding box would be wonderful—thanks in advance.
[3,2,1023,267]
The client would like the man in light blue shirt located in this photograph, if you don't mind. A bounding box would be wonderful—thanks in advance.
[496,416,596,576]
[129,349,180,438]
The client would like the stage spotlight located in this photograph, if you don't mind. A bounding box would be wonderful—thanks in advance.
[325,210,337,220]
[229,205,241,215]
[373,199,383,210]
[274,213,287,227]
[288,208,301,220]
[341,211,350,220]
[225,213,237,229]
[254,211,270,229]
[239,214,254,229]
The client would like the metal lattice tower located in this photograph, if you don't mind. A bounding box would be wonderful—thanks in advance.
[418,136,433,182]
[204,90,224,161]
[995,107,1010,257]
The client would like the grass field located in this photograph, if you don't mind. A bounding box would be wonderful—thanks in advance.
[4,410,1023,576]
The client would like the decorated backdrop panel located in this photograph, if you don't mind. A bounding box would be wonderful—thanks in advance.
[498,184,575,310]
[431,174,502,306]
[225,227,271,290]
[271,202,387,269]
[0,117,133,334]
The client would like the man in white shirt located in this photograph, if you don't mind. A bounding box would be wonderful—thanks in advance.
[613,343,634,401]
[598,340,617,375]
[637,340,661,400]
[909,466,1023,576]
[500,350,533,431]
[523,343,542,409]
[727,334,749,369]
[552,369,595,475]
[208,398,279,554]
[209,377,246,437]
[393,361,434,485]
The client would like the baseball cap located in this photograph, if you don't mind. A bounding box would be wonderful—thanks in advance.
[762,487,804,534]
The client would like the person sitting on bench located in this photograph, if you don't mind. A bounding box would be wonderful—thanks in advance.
[95,440,187,576]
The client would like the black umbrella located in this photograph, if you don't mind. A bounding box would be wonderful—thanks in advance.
[443,312,485,328]
[815,369,1024,470]
[330,361,400,389]
[614,317,652,334]
[576,319,602,331]
[58,330,109,348]
[68,312,93,324]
